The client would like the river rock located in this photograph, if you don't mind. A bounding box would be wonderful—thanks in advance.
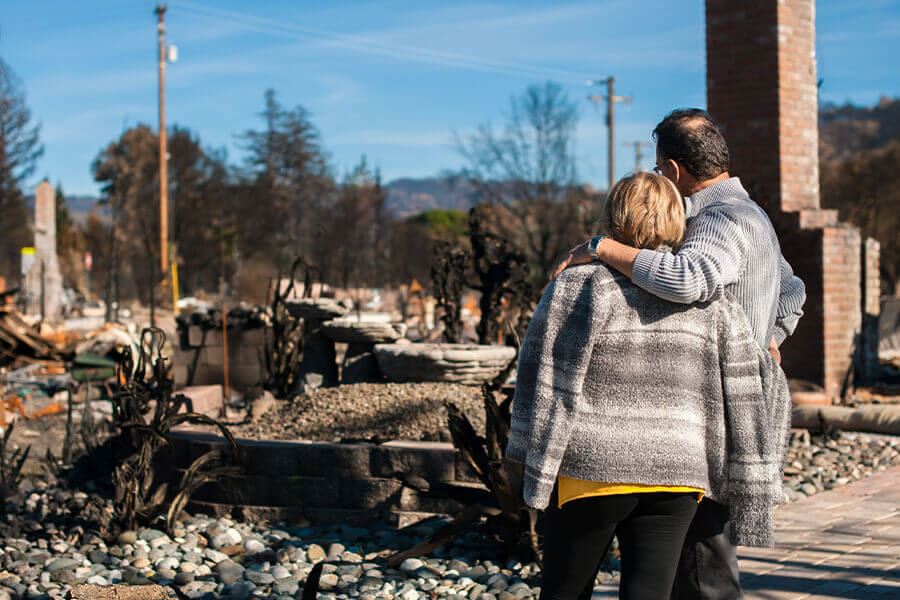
[307,544,326,562]
[116,531,138,546]
[214,560,244,585]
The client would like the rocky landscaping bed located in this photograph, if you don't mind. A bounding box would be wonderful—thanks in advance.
[781,429,900,501]
[2,394,899,599]
[1,475,596,600]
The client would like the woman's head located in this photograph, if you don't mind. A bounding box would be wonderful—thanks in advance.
[599,172,685,250]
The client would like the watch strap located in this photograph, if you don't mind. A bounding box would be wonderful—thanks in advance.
[588,235,606,258]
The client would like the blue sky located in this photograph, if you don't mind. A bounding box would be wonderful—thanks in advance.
[2,0,899,196]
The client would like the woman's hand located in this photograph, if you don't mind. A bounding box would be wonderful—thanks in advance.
[550,241,593,280]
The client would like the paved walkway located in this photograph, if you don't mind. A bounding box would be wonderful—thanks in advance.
[593,466,900,598]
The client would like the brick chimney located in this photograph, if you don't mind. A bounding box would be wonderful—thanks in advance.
[705,0,873,401]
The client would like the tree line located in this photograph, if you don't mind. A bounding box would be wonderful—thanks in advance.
[1,52,599,307]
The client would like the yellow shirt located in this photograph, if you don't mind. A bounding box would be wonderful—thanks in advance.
[558,476,705,509]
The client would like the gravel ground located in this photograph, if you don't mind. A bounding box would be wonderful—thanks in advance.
[0,477,615,600]
[234,383,487,443]
[781,429,900,501]
[0,391,898,599]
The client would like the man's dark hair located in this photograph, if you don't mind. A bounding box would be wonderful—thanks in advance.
[652,108,730,180]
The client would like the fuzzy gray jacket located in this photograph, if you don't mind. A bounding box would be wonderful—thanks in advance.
[506,264,791,547]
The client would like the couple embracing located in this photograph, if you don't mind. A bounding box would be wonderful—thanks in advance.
[507,109,806,599]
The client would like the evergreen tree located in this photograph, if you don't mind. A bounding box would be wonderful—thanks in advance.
[236,89,333,270]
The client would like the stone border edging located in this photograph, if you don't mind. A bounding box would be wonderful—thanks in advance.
[162,427,479,525]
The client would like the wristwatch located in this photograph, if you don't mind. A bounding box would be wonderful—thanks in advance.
[587,235,606,258]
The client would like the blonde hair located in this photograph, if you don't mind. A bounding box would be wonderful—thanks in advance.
[599,172,685,250]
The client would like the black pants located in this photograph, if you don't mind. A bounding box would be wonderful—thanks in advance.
[670,498,743,599]
[540,493,698,600]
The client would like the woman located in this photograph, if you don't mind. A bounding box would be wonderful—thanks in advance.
[506,173,790,600]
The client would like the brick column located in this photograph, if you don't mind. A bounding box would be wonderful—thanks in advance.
[706,0,820,215]
[705,0,873,401]
[859,238,882,384]
[821,226,862,397]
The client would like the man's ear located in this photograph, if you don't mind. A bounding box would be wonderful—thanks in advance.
[667,159,681,183]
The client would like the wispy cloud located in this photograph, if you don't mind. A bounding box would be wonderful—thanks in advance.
[329,128,454,148]
[28,55,262,99]
[41,104,154,144]
[316,74,363,106]
[171,2,599,83]
[151,0,702,88]
[818,18,900,43]
[342,0,702,74]
[28,68,155,98]
[168,56,263,85]
[379,1,632,36]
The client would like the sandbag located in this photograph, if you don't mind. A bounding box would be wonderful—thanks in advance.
[792,404,900,435]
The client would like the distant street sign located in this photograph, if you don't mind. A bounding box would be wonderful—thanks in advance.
[20,247,35,275]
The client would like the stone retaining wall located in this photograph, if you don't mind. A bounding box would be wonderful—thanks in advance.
[163,429,480,526]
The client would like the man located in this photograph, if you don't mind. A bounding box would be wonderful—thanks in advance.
[554,108,806,599]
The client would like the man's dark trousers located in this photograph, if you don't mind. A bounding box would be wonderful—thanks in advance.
[671,498,743,599]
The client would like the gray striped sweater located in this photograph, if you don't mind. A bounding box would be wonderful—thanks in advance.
[507,264,792,547]
[631,177,806,348]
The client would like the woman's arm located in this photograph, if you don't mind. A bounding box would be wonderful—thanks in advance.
[507,267,602,510]
[552,207,748,304]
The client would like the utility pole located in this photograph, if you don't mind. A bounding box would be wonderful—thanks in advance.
[623,140,652,172]
[156,4,168,279]
[588,77,632,189]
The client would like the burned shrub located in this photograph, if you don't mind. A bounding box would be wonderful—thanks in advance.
[263,257,319,400]
[0,422,29,501]
[430,207,534,345]
[469,207,533,345]
[389,382,540,567]
[109,328,240,533]
[431,241,470,344]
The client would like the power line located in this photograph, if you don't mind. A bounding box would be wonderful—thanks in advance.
[171,0,596,84]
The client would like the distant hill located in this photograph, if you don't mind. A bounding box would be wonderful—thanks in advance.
[819,96,900,162]
[383,176,478,219]
[24,180,475,223]
[24,193,102,224]
[63,195,101,214]
[24,193,99,212]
